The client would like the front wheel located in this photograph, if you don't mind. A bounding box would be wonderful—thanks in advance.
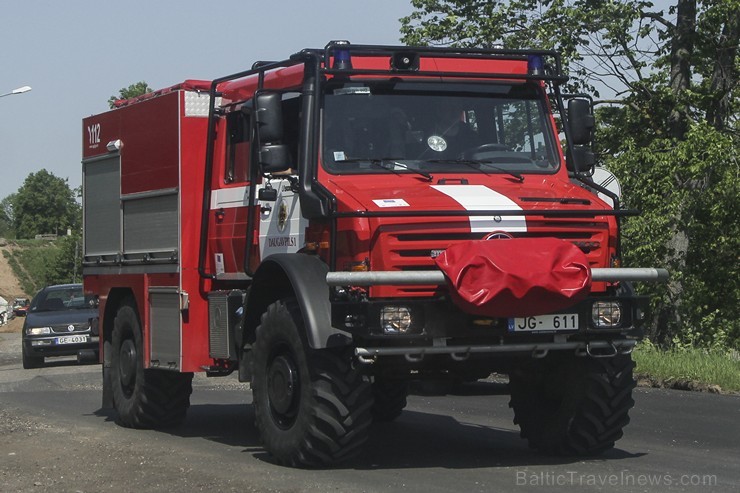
[251,298,373,467]
[371,378,408,422]
[110,302,193,428]
[22,345,44,369]
[509,353,636,456]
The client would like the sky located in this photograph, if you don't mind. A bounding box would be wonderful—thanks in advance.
[0,0,412,200]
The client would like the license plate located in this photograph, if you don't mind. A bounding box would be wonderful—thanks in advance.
[508,314,579,333]
[56,335,89,345]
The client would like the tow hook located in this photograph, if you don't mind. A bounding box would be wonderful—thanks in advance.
[585,341,618,358]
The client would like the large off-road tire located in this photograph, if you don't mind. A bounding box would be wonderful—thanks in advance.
[251,298,373,467]
[22,345,44,369]
[110,302,193,428]
[371,378,408,422]
[509,353,636,456]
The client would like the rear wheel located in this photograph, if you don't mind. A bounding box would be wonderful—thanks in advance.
[110,302,193,428]
[251,298,373,467]
[509,353,636,455]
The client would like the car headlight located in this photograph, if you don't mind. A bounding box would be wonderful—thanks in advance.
[380,306,413,334]
[591,301,622,328]
[26,326,51,335]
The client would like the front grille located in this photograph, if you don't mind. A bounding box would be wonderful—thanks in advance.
[50,323,89,334]
[372,218,610,273]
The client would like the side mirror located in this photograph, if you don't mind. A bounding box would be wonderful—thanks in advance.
[567,145,595,173]
[567,99,595,146]
[259,144,292,174]
[255,92,283,143]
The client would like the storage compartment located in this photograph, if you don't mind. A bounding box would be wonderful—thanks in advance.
[208,291,244,360]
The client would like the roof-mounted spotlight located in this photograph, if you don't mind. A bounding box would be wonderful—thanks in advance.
[107,139,123,152]
[391,51,420,72]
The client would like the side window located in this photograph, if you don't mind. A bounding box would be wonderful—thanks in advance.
[280,93,302,169]
[225,109,251,183]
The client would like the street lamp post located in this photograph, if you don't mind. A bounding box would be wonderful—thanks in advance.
[0,86,32,98]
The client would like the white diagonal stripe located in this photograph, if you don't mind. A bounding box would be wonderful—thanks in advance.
[432,185,527,233]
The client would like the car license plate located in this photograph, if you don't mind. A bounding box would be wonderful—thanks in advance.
[56,335,89,345]
[508,314,579,333]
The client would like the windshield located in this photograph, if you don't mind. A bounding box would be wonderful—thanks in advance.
[321,81,559,175]
[30,286,94,312]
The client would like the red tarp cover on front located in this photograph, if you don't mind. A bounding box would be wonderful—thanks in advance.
[434,238,592,317]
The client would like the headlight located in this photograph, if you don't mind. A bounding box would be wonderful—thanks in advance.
[591,302,622,328]
[380,306,413,334]
[26,326,51,335]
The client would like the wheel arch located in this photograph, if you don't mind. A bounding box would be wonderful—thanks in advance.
[242,254,351,350]
[102,288,139,347]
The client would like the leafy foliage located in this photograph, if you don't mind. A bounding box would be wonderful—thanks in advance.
[2,236,82,295]
[48,232,83,285]
[108,81,152,109]
[3,241,57,295]
[609,125,739,346]
[401,0,667,96]
[0,194,15,238]
[12,170,80,240]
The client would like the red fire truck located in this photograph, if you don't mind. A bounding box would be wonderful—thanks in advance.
[82,41,667,467]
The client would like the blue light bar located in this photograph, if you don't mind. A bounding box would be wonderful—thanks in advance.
[527,55,544,75]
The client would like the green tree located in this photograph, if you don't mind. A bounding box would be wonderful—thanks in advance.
[401,1,740,347]
[0,194,16,238]
[13,170,81,239]
[48,231,82,285]
[108,81,152,109]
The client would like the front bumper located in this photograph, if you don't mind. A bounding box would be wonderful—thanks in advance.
[24,334,99,358]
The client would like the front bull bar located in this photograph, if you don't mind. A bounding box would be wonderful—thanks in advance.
[326,267,669,286]
[327,268,668,363]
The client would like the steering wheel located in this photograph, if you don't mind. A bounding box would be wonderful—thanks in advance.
[462,143,511,158]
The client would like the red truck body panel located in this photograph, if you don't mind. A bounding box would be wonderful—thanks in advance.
[83,86,213,372]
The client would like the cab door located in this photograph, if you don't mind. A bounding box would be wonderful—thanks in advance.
[209,108,254,278]
[257,177,307,258]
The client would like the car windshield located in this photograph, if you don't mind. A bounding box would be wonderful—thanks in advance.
[321,81,559,176]
[29,286,93,312]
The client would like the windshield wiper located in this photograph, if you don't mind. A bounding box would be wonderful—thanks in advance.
[337,158,433,182]
[427,159,524,182]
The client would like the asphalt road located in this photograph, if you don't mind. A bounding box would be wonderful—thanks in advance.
[1,330,738,493]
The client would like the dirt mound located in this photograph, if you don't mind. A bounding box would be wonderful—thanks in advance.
[0,241,26,300]
[0,316,23,333]
[1,240,28,331]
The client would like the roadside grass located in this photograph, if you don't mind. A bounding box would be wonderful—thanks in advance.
[2,240,60,295]
[633,341,740,393]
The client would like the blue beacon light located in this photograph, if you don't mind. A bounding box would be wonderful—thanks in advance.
[333,46,353,70]
[527,55,544,75]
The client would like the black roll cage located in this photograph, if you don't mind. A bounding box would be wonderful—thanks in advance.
[198,42,623,279]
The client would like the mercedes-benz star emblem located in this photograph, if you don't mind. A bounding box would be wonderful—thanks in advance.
[483,231,514,240]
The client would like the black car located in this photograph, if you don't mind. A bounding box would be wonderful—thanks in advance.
[22,284,99,369]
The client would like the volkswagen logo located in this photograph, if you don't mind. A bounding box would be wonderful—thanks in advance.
[483,231,513,240]
[67,325,75,332]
